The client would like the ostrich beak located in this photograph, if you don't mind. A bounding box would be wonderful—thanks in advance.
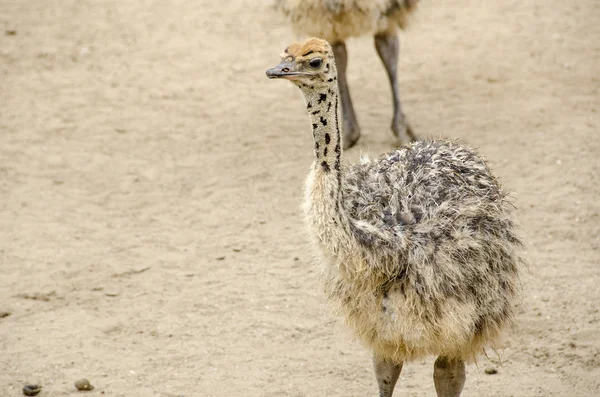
[266,62,309,80]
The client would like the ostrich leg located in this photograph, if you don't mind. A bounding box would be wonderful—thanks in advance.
[373,355,403,397]
[374,31,416,146]
[433,356,466,397]
[332,41,361,149]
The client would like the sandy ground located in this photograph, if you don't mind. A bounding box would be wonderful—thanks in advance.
[1,0,599,396]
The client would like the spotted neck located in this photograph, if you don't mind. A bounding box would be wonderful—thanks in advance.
[298,75,350,245]
[301,83,343,183]
[300,78,353,259]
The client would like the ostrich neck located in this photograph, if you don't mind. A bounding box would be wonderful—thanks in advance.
[302,84,343,186]
[301,82,349,245]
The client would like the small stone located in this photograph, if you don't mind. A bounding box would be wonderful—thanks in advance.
[215,256,225,261]
[484,367,498,375]
[0,311,11,318]
[23,384,41,396]
[5,30,17,36]
[74,378,94,391]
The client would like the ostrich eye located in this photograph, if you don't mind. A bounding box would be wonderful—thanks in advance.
[309,58,323,69]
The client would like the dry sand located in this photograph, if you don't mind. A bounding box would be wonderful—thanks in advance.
[1,0,599,396]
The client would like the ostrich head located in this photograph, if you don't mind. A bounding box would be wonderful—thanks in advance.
[266,38,337,89]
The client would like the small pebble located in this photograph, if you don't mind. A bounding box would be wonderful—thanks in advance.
[23,384,41,396]
[0,311,11,318]
[484,367,498,375]
[74,378,94,391]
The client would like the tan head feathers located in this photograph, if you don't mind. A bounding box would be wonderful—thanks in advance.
[283,37,331,59]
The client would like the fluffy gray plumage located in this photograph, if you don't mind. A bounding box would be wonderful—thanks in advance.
[274,0,419,42]
[332,140,523,360]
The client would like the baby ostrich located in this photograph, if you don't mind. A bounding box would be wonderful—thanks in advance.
[274,0,419,149]
[266,38,522,397]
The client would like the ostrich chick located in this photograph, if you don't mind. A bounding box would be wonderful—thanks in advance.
[266,38,522,397]
[275,0,419,149]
